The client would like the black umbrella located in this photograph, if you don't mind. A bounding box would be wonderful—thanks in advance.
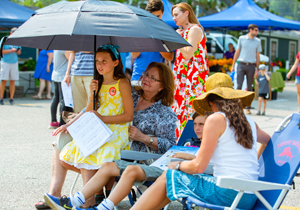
[4,0,189,52]
[3,0,190,109]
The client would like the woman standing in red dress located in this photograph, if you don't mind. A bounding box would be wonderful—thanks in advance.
[172,2,208,137]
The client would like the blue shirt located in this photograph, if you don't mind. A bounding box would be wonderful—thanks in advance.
[71,52,94,76]
[132,52,164,81]
[2,45,21,64]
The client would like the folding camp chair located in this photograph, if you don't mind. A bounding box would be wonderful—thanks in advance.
[116,119,196,209]
[186,113,300,210]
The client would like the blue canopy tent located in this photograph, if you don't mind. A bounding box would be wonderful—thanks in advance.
[0,0,35,28]
[162,0,176,28]
[197,0,300,30]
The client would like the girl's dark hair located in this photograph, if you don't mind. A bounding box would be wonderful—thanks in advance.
[94,47,126,102]
[135,62,175,107]
[207,94,254,149]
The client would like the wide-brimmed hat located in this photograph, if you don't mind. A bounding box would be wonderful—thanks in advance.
[193,73,255,115]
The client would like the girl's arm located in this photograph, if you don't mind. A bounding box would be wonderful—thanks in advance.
[178,26,202,60]
[169,114,225,174]
[265,71,270,81]
[287,58,299,79]
[46,52,54,73]
[93,78,134,124]
[52,111,84,136]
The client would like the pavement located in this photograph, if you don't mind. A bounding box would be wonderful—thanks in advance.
[0,81,300,210]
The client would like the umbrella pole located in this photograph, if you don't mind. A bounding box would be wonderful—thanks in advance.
[93,35,96,111]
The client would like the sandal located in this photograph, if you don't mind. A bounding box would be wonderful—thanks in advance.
[34,200,49,209]
[32,95,43,100]
[43,96,52,100]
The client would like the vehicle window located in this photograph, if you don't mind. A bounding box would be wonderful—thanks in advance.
[206,37,212,53]
[215,37,238,51]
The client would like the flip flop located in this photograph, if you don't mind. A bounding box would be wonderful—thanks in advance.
[32,95,43,100]
[43,96,52,100]
[34,200,49,209]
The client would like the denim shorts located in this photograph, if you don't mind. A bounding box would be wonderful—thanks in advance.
[295,75,300,84]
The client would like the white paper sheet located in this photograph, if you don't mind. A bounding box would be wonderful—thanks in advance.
[67,112,112,157]
[150,146,199,170]
[61,82,74,108]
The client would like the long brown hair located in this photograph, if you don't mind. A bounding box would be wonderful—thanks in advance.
[171,2,206,41]
[207,94,254,149]
[94,47,126,102]
[135,62,175,107]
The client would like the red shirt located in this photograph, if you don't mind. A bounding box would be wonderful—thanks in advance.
[296,52,300,76]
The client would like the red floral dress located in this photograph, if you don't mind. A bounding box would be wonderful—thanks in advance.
[172,25,208,138]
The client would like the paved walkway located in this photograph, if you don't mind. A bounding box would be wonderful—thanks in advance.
[0,81,299,210]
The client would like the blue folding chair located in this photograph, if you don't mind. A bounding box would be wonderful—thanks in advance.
[118,119,196,209]
[186,113,300,210]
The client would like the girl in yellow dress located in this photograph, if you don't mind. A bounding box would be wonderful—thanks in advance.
[57,45,133,191]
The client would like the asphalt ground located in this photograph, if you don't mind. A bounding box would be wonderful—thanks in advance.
[0,81,299,210]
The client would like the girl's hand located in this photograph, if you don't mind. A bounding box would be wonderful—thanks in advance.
[90,79,98,95]
[89,110,102,121]
[287,72,291,79]
[128,125,145,141]
[176,29,184,35]
[52,124,69,136]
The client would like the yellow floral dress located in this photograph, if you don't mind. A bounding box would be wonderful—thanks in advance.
[60,80,130,170]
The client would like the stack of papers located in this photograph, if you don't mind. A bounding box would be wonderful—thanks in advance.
[67,112,112,157]
[150,146,199,170]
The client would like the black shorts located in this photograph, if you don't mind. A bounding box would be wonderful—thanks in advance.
[259,93,269,99]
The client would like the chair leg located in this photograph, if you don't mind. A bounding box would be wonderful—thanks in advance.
[70,173,80,198]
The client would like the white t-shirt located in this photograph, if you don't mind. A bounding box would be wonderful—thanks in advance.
[209,112,259,181]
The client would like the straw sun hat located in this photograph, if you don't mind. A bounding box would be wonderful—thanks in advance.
[193,73,255,115]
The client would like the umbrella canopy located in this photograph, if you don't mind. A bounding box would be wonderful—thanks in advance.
[4,0,190,52]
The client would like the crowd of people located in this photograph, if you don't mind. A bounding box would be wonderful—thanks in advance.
[4,0,300,210]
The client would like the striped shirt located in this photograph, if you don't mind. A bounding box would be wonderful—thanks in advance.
[70,52,94,76]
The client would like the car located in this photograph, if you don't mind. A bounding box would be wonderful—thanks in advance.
[206,33,269,62]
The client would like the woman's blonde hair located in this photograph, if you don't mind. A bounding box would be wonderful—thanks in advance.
[172,2,206,41]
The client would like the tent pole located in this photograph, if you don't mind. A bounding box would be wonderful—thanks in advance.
[222,28,226,54]
[93,35,96,111]
[268,26,271,72]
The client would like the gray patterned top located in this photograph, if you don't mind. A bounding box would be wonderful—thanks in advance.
[131,89,177,154]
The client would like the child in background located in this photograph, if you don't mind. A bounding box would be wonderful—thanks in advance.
[256,64,270,115]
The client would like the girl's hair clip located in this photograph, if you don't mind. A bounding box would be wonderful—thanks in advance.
[98,44,120,59]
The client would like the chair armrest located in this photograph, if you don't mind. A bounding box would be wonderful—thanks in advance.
[120,150,162,161]
[216,176,292,191]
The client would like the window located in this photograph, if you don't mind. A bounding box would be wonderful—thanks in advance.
[270,38,278,61]
[260,37,267,55]
[289,41,296,65]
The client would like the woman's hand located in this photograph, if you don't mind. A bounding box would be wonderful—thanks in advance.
[90,79,99,96]
[168,161,180,170]
[172,152,196,160]
[287,71,292,79]
[46,65,50,73]
[128,125,145,141]
[176,29,184,36]
[52,124,69,136]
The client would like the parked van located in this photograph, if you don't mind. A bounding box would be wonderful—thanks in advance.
[206,33,269,62]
